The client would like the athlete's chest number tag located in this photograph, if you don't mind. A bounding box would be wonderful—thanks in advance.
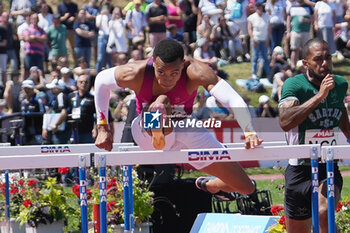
[305,128,338,146]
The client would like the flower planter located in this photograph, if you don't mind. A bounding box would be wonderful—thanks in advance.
[1,218,25,233]
[25,221,64,233]
[111,222,152,233]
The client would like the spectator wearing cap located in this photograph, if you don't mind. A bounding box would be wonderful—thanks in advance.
[95,5,111,72]
[42,79,72,144]
[47,14,68,71]
[28,66,46,93]
[60,67,76,92]
[269,46,289,82]
[145,0,168,48]
[248,2,271,79]
[21,79,46,145]
[0,16,7,87]
[4,71,22,114]
[68,74,95,143]
[22,13,47,74]
[74,9,95,68]
[256,95,278,117]
[125,0,147,50]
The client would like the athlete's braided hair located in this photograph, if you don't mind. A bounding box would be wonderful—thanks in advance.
[153,39,184,63]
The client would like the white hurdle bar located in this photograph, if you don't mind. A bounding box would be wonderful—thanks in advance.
[0,142,134,156]
[94,145,316,166]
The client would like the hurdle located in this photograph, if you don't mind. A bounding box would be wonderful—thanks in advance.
[0,142,133,233]
[95,144,320,233]
[321,145,350,233]
[0,143,343,233]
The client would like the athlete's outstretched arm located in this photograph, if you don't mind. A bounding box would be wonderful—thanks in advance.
[187,60,262,148]
[94,67,120,151]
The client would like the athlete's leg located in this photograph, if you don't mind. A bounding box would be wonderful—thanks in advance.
[200,162,255,195]
[319,182,341,233]
[176,122,254,195]
[286,217,311,233]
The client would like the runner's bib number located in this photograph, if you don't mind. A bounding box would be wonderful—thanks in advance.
[305,128,339,146]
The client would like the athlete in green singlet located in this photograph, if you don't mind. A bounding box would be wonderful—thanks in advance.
[279,38,350,233]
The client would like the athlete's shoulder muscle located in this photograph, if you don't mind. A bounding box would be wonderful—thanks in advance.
[186,57,218,89]
[115,60,147,92]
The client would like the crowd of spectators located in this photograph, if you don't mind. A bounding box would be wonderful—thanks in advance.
[0,0,349,145]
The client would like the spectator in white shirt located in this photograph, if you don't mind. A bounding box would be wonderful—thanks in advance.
[314,0,337,54]
[125,0,147,48]
[95,5,111,72]
[248,2,271,78]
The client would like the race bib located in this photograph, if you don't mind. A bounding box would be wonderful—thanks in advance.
[305,128,339,146]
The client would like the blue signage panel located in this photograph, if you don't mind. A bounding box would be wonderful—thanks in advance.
[190,213,280,233]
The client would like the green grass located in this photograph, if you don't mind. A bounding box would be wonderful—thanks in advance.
[214,57,350,108]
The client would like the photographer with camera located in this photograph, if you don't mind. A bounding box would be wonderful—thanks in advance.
[42,79,72,144]
[21,80,45,145]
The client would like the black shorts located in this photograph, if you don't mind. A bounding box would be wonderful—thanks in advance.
[284,164,343,220]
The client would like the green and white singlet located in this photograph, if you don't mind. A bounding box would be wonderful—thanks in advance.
[279,73,348,165]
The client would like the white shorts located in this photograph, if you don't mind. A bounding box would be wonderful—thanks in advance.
[290,31,310,50]
[131,114,224,170]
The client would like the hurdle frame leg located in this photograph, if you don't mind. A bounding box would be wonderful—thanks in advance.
[79,155,89,233]
[5,170,10,232]
[122,165,134,233]
[311,146,320,233]
[326,148,336,233]
[99,154,107,233]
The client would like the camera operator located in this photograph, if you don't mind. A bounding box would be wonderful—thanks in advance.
[69,74,95,143]
[42,79,72,144]
[21,80,45,145]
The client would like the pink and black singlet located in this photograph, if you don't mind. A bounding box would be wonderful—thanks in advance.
[135,58,197,117]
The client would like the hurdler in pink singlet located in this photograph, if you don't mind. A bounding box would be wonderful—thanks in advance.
[136,58,197,117]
